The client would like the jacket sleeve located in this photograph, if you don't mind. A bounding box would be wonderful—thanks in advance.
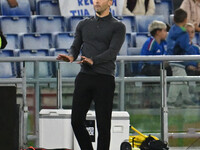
[0,31,7,49]
[178,33,195,54]
[68,21,83,60]
[92,23,126,65]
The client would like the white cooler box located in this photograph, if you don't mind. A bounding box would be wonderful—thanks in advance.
[39,109,73,149]
[39,110,129,150]
[74,111,130,150]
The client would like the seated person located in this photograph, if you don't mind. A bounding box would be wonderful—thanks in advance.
[140,20,171,76]
[123,0,155,16]
[185,23,200,76]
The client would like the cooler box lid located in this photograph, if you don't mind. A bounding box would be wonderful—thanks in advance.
[39,109,72,118]
[111,111,129,120]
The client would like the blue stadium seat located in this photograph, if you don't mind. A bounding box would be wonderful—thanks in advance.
[36,0,60,15]
[120,33,132,55]
[155,0,173,23]
[4,34,20,49]
[0,0,31,16]
[18,49,52,78]
[169,14,174,25]
[127,47,141,55]
[53,49,81,77]
[29,0,36,12]
[135,15,165,32]
[67,16,86,32]
[127,47,141,76]
[21,33,53,49]
[55,32,75,49]
[0,16,31,34]
[34,16,65,33]
[133,32,150,48]
[116,34,133,76]
[0,49,16,78]
[193,33,200,45]
[154,0,162,3]
[115,16,135,33]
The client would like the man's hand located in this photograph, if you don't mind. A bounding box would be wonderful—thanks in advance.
[56,54,74,63]
[78,56,93,65]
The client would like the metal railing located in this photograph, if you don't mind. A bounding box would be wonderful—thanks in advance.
[1,55,200,147]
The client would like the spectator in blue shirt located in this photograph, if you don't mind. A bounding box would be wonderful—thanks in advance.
[185,23,200,76]
[167,8,194,107]
[140,20,171,76]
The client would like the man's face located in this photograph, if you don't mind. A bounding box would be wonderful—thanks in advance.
[93,0,112,15]
[186,26,195,42]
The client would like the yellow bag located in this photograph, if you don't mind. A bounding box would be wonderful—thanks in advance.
[129,126,159,148]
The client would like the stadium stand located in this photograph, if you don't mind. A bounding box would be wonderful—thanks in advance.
[52,49,81,77]
[29,0,36,12]
[0,49,16,78]
[0,0,185,78]
[0,0,31,16]
[135,15,165,32]
[120,33,132,55]
[33,16,65,33]
[0,16,32,34]
[36,0,61,15]
[115,16,135,33]
[155,0,173,23]
[127,47,141,56]
[169,14,174,25]
[127,47,141,76]
[67,16,87,32]
[18,49,52,78]
[4,34,20,49]
[55,32,75,49]
[53,48,81,77]
[133,32,150,48]
[21,33,53,49]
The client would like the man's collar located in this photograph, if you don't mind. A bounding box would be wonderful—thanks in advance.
[95,13,112,21]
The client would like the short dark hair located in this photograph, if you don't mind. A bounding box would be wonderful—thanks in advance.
[174,8,187,23]
[150,28,162,36]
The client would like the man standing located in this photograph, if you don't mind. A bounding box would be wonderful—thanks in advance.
[57,0,126,149]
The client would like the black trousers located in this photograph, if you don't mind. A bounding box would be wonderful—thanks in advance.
[71,72,115,150]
